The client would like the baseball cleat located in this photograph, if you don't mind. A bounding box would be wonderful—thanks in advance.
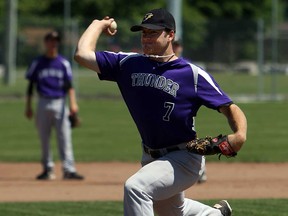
[213,200,232,216]
[36,170,56,180]
[197,170,207,184]
[63,172,84,180]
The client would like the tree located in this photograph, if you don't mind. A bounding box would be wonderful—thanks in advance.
[1,0,286,66]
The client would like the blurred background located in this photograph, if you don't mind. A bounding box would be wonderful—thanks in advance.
[0,0,286,168]
[0,3,287,215]
[0,0,288,101]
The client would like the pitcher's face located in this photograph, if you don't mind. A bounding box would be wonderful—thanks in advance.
[141,29,172,55]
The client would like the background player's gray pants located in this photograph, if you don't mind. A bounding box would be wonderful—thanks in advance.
[124,149,222,216]
[36,97,76,173]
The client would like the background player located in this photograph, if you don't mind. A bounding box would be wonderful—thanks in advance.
[74,8,247,216]
[172,40,183,57]
[25,31,84,180]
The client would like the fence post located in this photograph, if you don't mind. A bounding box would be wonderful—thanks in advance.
[3,0,17,86]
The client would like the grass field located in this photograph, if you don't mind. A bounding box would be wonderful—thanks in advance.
[0,71,287,215]
[1,69,288,98]
[0,199,288,216]
[0,99,287,162]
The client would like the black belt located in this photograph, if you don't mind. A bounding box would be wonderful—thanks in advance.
[40,95,63,99]
[143,145,183,159]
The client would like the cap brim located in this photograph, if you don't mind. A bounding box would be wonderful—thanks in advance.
[49,37,60,40]
[45,36,60,41]
[130,24,166,32]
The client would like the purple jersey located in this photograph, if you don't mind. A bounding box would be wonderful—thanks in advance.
[96,51,232,149]
[26,55,72,98]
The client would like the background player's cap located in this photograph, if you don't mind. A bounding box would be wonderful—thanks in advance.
[44,31,61,41]
[130,8,176,32]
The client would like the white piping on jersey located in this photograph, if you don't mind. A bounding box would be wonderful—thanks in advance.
[117,51,176,66]
[62,58,72,76]
[188,63,223,95]
[102,51,142,66]
[27,56,72,77]
[192,116,196,132]
[188,63,198,132]
[189,64,199,93]
[27,60,39,76]
[120,52,143,66]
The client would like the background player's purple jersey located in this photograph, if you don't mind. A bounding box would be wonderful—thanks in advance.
[26,55,72,98]
[96,51,232,149]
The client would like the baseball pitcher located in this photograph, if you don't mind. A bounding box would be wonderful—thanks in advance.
[74,8,247,216]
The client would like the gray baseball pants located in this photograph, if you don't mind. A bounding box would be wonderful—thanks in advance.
[124,147,222,216]
[36,97,76,173]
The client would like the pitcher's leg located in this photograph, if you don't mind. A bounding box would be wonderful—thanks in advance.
[124,159,167,216]
[154,194,222,216]
[124,150,221,216]
[124,150,198,216]
[153,192,186,216]
[124,179,154,216]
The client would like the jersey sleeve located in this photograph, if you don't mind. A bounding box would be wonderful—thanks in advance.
[196,68,232,109]
[61,57,73,81]
[95,51,124,81]
[25,59,39,81]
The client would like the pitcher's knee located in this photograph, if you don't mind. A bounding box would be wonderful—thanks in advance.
[153,199,185,216]
[124,176,151,201]
[124,176,141,195]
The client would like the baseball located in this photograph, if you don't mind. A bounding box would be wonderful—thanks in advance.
[109,21,117,31]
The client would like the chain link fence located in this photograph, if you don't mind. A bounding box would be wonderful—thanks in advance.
[1,16,288,100]
[7,17,288,71]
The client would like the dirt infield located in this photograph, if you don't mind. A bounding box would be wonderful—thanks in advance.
[1,162,288,202]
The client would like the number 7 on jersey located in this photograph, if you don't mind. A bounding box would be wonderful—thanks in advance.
[163,102,175,121]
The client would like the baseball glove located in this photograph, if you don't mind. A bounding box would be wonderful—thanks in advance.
[69,113,81,128]
[186,134,237,159]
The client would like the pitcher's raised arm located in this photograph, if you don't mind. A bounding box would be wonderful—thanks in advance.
[74,17,117,73]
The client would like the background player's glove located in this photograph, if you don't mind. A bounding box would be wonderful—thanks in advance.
[186,134,237,158]
[69,113,81,128]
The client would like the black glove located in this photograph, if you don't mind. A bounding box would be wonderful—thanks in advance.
[69,113,81,128]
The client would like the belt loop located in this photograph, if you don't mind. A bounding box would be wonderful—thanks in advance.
[143,143,185,159]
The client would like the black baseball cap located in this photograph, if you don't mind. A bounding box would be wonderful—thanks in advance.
[44,31,61,41]
[130,8,176,32]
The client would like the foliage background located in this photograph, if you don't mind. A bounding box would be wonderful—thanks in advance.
[1,0,288,67]
[0,1,288,215]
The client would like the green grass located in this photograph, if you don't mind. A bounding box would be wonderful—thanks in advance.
[0,69,121,98]
[211,72,288,96]
[1,69,288,98]
[0,99,287,162]
[0,199,287,216]
[0,71,288,215]
[0,99,140,162]
[0,201,123,216]
[196,101,288,162]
